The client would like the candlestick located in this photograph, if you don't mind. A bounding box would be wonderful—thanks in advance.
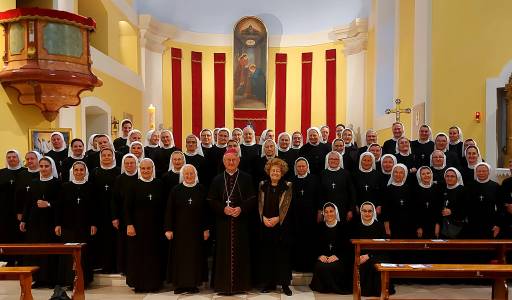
[148,104,156,130]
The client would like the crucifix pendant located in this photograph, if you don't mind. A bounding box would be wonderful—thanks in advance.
[188,198,193,205]
[226,198,232,207]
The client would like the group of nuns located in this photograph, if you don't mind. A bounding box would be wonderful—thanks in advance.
[2,118,512,296]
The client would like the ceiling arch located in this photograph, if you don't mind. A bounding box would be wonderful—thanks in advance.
[135,0,371,35]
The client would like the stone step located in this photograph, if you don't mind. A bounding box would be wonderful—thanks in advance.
[93,272,312,287]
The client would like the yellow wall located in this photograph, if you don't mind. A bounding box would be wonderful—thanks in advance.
[0,0,142,166]
[163,41,347,145]
[431,0,512,157]
[78,0,139,74]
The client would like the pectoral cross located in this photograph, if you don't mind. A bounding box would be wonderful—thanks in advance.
[421,154,425,160]
[300,189,304,196]
[445,200,449,208]
[104,184,109,191]
[329,243,333,251]
[148,194,152,201]
[426,202,429,208]
[25,185,30,192]
[384,98,411,122]
[188,198,192,205]
[9,179,14,185]
[400,199,404,206]
[331,182,336,190]
[77,197,81,204]
[226,198,232,207]
[364,184,369,191]
[479,195,484,202]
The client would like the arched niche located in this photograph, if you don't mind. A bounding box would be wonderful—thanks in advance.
[81,96,111,142]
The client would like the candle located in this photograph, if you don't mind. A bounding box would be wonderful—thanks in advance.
[148,104,156,130]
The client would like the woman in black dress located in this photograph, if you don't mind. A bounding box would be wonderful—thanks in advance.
[353,152,381,212]
[258,158,293,296]
[309,202,351,294]
[61,138,86,181]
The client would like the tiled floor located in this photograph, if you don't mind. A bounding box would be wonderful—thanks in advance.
[0,281,507,300]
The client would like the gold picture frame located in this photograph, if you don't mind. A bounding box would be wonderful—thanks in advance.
[28,128,72,154]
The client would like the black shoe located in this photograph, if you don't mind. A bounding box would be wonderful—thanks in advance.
[282,285,292,296]
[261,285,275,293]
[188,287,200,294]
[174,288,186,294]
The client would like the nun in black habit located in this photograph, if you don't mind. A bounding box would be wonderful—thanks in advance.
[465,162,500,239]
[165,164,210,294]
[299,127,329,175]
[89,148,121,273]
[352,201,394,297]
[277,132,298,180]
[382,164,416,239]
[45,131,68,177]
[55,161,97,285]
[61,138,86,181]
[112,153,139,281]
[319,151,356,224]
[14,151,41,223]
[20,156,60,286]
[353,152,381,211]
[125,158,164,293]
[309,202,351,294]
[0,150,25,243]
[411,124,434,168]
[162,151,186,198]
[414,166,441,239]
[290,157,320,272]
[435,168,467,239]
[430,150,448,186]
[183,134,206,183]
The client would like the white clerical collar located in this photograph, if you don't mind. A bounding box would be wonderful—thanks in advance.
[28,168,39,173]
[226,169,238,176]
[202,143,212,148]
[71,179,86,185]
[297,173,308,179]
[146,144,159,148]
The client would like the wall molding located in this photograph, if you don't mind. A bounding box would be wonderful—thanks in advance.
[485,60,512,168]
[332,18,368,55]
[140,15,367,47]
[90,47,144,91]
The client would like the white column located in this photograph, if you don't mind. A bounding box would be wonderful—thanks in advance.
[54,0,78,136]
[413,0,432,123]
[54,0,77,13]
[346,51,367,145]
[139,15,177,132]
[332,19,369,145]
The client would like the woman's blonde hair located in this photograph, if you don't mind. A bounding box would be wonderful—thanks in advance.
[264,158,288,176]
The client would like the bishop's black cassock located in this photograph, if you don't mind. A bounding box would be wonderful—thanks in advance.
[207,170,256,294]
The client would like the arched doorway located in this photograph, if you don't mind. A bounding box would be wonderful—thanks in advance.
[81,96,111,142]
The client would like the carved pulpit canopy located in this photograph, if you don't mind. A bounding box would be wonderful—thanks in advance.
[0,8,102,121]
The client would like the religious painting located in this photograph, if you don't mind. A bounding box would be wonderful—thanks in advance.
[233,16,267,110]
[28,128,72,154]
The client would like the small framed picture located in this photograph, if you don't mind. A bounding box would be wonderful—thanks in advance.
[28,128,72,154]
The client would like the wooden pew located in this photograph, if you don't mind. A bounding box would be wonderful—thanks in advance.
[351,239,512,300]
[375,263,512,300]
[0,243,85,300]
[0,266,39,300]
